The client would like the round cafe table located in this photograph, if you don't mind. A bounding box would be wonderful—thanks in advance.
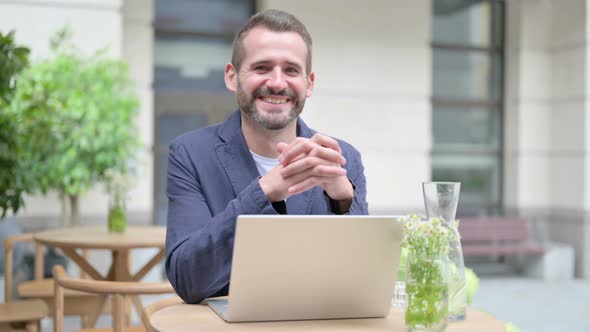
[34,225,166,327]
[149,305,506,332]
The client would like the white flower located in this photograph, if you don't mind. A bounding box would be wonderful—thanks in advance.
[400,214,459,256]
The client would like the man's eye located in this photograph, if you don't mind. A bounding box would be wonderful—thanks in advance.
[255,66,269,71]
[286,68,299,74]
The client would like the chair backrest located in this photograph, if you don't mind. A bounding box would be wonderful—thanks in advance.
[4,233,92,302]
[459,218,531,242]
[52,265,175,332]
[4,233,38,302]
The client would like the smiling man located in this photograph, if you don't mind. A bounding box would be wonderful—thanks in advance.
[165,9,368,304]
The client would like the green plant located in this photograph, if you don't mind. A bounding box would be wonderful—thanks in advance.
[7,26,140,225]
[0,30,30,218]
[401,214,457,330]
[505,322,523,332]
[105,168,131,233]
[465,267,479,304]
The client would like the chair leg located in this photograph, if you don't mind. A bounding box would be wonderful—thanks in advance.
[113,294,125,332]
[81,314,91,328]
[126,297,134,326]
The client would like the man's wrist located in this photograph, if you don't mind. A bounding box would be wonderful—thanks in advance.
[330,197,352,214]
[259,176,283,202]
[324,177,354,201]
[324,177,354,214]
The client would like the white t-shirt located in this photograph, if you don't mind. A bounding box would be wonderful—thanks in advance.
[250,150,280,176]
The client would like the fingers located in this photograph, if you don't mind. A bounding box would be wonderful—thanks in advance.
[311,133,342,154]
[282,163,347,196]
[286,168,348,197]
[280,156,345,178]
[276,142,289,154]
[287,176,327,196]
[308,146,345,165]
[279,136,346,167]
[279,138,313,165]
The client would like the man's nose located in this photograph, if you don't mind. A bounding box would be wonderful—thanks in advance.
[266,67,288,92]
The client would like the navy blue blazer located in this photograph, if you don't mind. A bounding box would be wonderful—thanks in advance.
[165,111,368,304]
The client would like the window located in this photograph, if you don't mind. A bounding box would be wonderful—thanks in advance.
[154,0,255,225]
[431,0,505,215]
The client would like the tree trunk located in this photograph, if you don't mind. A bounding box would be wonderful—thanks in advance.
[69,194,80,226]
[60,192,70,226]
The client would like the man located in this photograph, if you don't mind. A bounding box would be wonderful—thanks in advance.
[166,9,368,304]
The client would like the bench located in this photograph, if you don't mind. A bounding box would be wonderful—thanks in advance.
[458,217,575,280]
[458,217,544,258]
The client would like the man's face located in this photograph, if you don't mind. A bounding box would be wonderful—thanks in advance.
[225,27,315,130]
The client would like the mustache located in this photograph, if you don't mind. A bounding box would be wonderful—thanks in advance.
[253,87,297,99]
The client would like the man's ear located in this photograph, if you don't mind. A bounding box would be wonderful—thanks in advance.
[306,71,315,98]
[225,63,237,92]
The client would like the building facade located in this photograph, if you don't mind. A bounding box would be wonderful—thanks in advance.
[1,0,589,277]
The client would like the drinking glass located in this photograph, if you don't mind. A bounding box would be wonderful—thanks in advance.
[422,182,466,321]
[422,182,460,223]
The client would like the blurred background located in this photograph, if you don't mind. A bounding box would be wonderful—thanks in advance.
[1,0,589,331]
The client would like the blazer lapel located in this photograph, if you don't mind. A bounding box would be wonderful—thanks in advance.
[215,111,260,197]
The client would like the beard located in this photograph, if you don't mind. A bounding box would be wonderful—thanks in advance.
[237,80,305,130]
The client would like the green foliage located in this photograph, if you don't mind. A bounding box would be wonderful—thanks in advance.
[405,256,448,328]
[0,30,30,217]
[505,322,523,332]
[108,205,126,233]
[465,267,479,305]
[7,26,140,199]
[400,215,457,329]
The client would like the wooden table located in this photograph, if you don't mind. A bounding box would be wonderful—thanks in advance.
[34,226,166,327]
[150,305,506,332]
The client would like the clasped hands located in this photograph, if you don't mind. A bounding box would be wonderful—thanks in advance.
[259,134,354,204]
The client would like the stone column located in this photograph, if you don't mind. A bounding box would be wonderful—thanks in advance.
[505,0,590,277]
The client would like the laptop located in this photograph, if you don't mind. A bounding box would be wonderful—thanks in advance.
[208,215,403,322]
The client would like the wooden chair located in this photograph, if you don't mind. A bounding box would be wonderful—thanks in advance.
[143,296,183,332]
[0,298,48,332]
[4,233,101,327]
[53,265,175,332]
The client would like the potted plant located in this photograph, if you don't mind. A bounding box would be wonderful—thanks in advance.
[104,168,132,233]
[7,27,140,226]
[401,215,457,332]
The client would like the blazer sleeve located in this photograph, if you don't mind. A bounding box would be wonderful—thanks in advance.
[324,144,368,215]
[165,142,277,304]
[346,146,368,215]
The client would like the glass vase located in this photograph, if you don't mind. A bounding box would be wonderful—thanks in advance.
[108,193,127,233]
[422,181,467,321]
[405,253,449,332]
[392,248,408,308]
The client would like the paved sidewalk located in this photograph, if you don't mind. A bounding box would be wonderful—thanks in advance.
[471,277,590,332]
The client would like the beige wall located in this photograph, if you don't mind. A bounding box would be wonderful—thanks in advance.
[259,0,433,213]
[0,0,154,223]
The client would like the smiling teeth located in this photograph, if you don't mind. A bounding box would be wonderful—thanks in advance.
[262,97,288,104]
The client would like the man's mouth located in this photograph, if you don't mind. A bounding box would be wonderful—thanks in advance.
[259,96,290,104]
